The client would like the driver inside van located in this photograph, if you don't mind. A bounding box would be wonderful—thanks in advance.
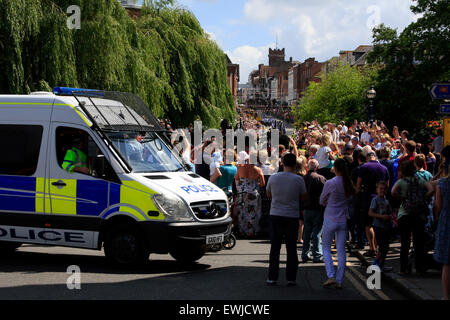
[62,134,90,175]
[125,132,145,161]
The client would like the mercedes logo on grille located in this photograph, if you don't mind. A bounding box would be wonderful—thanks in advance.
[208,202,219,218]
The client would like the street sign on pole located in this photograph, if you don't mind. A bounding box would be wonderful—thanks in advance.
[440,104,450,115]
[430,84,450,99]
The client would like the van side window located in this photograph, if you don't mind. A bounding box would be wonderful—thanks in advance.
[0,125,43,176]
[56,127,120,183]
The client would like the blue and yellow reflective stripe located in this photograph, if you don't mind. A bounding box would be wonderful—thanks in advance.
[49,179,77,215]
[35,177,51,214]
[118,181,164,221]
[1,175,163,220]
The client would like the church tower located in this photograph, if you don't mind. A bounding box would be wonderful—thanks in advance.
[268,48,285,66]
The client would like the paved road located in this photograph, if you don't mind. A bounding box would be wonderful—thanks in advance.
[0,240,405,300]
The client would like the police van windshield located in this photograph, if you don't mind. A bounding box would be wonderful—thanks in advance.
[108,132,184,173]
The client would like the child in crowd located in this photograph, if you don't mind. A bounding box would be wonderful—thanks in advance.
[369,181,393,272]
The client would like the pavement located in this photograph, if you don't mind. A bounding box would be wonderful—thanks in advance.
[348,239,443,300]
[1,240,389,300]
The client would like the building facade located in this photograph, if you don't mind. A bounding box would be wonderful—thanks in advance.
[226,55,240,107]
[249,48,297,106]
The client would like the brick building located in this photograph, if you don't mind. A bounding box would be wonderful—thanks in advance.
[298,58,322,95]
[286,58,322,105]
[249,48,297,105]
[226,55,240,107]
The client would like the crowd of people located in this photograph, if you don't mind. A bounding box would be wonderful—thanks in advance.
[159,110,449,298]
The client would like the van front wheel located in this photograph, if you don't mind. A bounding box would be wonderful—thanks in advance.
[170,244,205,265]
[104,226,149,266]
[0,242,21,254]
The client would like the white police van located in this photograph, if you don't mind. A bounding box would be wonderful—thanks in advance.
[0,88,231,265]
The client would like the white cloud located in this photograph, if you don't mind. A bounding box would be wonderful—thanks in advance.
[197,0,419,83]
[242,0,419,61]
[205,30,219,44]
[226,43,275,84]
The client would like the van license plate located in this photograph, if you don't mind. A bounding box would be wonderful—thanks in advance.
[206,234,224,245]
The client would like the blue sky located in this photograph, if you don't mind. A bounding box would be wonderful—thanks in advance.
[137,0,420,84]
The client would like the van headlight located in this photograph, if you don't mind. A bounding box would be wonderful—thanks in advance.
[151,193,194,222]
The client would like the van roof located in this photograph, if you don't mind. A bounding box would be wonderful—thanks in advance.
[0,93,79,105]
[0,90,165,133]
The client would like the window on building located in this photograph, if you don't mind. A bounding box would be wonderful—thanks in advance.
[0,125,43,176]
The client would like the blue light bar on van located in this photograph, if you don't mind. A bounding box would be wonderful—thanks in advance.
[52,87,104,97]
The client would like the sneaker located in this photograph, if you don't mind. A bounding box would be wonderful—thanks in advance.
[301,257,311,263]
[266,279,277,285]
[313,257,323,263]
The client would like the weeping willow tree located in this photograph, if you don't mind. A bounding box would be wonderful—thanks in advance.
[0,0,235,128]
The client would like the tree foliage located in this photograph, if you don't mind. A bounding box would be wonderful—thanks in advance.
[367,0,450,140]
[292,64,377,126]
[0,0,235,128]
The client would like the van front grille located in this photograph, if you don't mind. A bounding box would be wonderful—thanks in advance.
[190,200,227,220]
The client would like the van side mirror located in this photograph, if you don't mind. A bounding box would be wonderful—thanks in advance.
[93,154,106,178]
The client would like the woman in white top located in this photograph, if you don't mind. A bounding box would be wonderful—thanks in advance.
[320,158,355,289]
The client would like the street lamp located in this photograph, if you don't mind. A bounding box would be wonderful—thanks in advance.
[366,85,376,125]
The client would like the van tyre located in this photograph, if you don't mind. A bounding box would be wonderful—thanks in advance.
[104,226,149,266]
[170,244,205,265]
[0,242,21,255]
